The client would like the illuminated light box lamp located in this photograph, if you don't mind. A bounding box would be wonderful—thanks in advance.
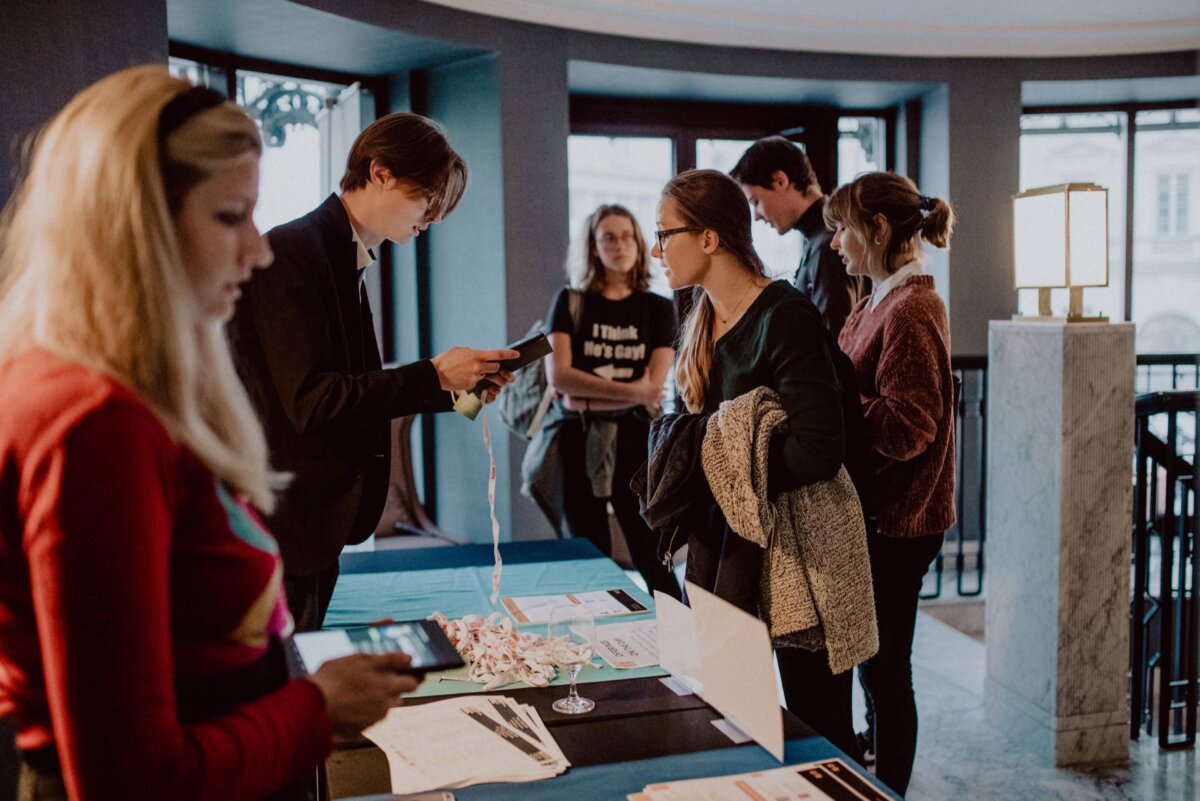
[1012,183,1109,322]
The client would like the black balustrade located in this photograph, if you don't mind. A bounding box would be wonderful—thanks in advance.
[1131,389,1198,748]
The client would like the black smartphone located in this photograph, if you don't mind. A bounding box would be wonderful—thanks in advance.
[471,331,553,395]
[291,619,464,677]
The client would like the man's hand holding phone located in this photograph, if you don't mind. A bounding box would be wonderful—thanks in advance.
[431,347,520,394]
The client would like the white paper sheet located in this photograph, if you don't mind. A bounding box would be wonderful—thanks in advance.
[653,590,701,686]
[709,718,751,744]
[363,695,569,794]
[593,619,660,669]
[685,580,784,762]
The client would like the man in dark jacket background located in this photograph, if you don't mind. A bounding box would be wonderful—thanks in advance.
[229,113,515,630]
[730,136,854,340]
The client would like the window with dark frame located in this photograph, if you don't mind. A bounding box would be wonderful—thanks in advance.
[1020,102,1200,355]
[568,96,893,279]
[567,95,894,411]
[167,44,399,358]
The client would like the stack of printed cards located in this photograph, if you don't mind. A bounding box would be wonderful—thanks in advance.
[363,695,569,794]
[627,758,890,801]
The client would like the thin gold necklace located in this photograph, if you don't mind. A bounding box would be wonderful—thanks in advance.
[719,280,757,325]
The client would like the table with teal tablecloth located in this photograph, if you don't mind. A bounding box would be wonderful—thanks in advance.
[326,540,899,801]
[329,539,667,697]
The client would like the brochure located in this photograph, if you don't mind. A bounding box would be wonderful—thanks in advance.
[500,588,649,624]
[627,758,890,801]
[593,619,660,669]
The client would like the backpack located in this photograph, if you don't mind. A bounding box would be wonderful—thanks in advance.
[497,289,583,439]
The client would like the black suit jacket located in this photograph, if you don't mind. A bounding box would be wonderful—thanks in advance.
[792,196,853,341]
[229,194,450,575]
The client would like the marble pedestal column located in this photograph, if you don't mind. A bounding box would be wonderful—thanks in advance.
[984,321,1134,766]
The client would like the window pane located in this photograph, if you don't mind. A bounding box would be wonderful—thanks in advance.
[695,138,800,280]
[837,117,886,186]
[1017,112,1127,320]
[1157,174,1173,234]
[567,135,678,409]
[168,56,222,89]
[1132,108,1200,354]
[237,70,347,232]
[567,135,676,298]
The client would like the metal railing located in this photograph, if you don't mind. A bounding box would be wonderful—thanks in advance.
[1131,390,1199,748]
[1137,354,1200,393]
[920,352,1198,603]
[920,356,987,600]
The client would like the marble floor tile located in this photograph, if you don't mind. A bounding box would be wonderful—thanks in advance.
[895,613,1198,801]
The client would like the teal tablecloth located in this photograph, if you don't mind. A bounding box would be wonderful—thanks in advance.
[325,551,668,697]
[452,736,901,801]
[343,739,902,801]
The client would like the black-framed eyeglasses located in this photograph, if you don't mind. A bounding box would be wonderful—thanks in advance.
[653,226,703,251]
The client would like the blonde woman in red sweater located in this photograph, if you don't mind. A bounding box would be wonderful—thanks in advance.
[824,172,955,798]
[0,67,419,801]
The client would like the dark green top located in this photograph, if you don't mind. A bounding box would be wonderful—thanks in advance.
[704,280,845,493]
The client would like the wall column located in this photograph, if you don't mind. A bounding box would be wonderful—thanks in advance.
[984,320,1134,766]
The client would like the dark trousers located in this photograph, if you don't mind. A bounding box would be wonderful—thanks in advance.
[858,527,944,797]
[560,416,682,601]
[284,560,341,633]
[777,646,858,759]
[18,760,312,801]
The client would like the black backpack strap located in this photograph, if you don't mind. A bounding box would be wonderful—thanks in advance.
[567,288,585,338]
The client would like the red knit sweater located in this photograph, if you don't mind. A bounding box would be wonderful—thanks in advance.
[838,275,956,538]
[0,351,332,800]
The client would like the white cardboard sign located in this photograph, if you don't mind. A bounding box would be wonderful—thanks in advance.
[654,583,784,761]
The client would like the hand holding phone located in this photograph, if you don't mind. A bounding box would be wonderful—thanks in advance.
[431,346,520,394]
[307,651,420,734]
[470,332,553,396]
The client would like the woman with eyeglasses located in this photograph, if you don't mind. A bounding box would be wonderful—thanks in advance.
[539,204,682,600]
[0,67,419,801]
[651,170,874,760]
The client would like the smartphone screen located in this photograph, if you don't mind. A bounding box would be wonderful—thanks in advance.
[293,620,463,674]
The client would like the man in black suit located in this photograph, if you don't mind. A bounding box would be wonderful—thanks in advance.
[229,113,516,631]
[730,136,854,340]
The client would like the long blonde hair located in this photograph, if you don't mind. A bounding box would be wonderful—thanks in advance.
[666,170,768,413]
[570,204,651,293]
[0,65,280,511]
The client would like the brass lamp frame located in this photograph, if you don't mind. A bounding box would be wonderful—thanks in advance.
[1013,183,1109,323]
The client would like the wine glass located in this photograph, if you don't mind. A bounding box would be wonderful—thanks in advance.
[548,605,595,714]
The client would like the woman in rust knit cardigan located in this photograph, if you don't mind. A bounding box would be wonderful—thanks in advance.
[825,172,956,798]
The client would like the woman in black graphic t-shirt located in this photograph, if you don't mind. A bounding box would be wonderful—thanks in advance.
[544,204,682,600]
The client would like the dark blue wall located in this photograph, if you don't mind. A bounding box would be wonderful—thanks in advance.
[0,7,168,796]
[0,0,168,204]
[422,55,513,541]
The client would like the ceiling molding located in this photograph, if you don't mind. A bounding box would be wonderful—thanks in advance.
[569,61,938,107]
[421,0,1200,58]
[167,0,481,75]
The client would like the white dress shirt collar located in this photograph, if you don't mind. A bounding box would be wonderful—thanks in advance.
[869,260,923,311]
[349,223,376,272]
